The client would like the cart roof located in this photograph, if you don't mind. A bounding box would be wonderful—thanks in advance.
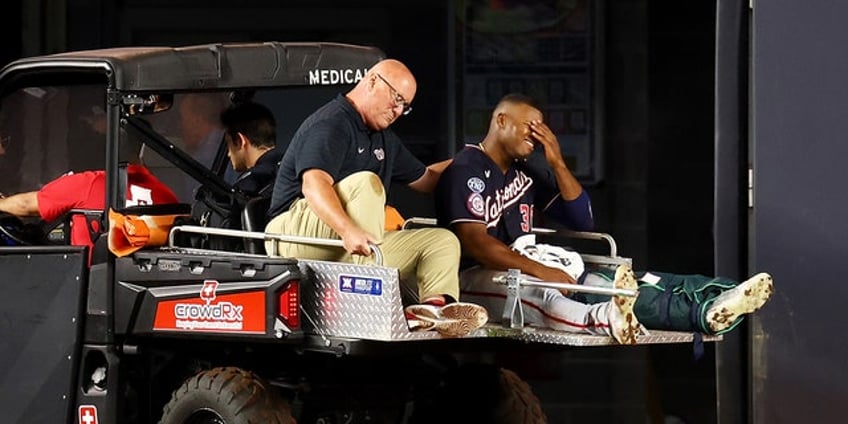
[0,42,385,91]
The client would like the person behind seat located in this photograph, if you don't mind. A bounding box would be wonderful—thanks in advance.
[220,101,283,197]
[265,58,488,338]
[436,93,774,344]
[215,101,283,252]
[0,133,177,254]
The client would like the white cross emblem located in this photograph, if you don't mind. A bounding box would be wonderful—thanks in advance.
[79,405,98,424]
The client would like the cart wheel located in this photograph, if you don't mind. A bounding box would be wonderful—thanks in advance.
[159,367,295,424]
[416,363,547,424]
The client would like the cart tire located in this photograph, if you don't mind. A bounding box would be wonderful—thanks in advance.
[494,367,547,424]
[430,363,547,424]
[159,366,294,424]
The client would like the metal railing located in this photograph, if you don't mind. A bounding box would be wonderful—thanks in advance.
[168,225,384,266]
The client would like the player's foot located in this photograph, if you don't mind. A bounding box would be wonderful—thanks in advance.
[405,302,489,338]
[609,264,641,345]
[706,272,773,333]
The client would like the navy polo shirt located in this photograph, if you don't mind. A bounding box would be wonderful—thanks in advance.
[233,147,284,196]
[269,94,426,217]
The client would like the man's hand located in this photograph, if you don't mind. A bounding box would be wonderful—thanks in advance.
[339,225,379,256]
[455,222,578,295]
[528,120,585,202]
[532,263,576,296]
[408,158,452,194]
[529,120,565,167]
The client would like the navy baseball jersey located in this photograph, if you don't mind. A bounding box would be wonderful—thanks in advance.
[435,144,594,246]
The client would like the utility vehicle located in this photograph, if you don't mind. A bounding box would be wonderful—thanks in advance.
[0,42,710,424]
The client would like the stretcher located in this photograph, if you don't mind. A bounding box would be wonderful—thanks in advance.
[167,224,721,348]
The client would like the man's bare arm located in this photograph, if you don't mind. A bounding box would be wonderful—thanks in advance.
[453,222,575,285]
[407,158,453,194]
[0,191,40,217]
[301,169,376,256]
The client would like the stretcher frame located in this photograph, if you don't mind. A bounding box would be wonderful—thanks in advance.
[168,224,721,347]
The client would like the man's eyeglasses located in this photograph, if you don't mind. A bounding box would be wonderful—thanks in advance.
[0,135,9,150]
[375,73,412,116]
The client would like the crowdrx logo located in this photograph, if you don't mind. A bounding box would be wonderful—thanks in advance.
[153,280,266,334]
[173,280,245,329]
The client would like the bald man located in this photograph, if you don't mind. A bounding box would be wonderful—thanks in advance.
[266,59,487,337]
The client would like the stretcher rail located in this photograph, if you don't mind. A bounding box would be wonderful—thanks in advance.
[401,218,630,268]
[168,225,384,266]
[496,268,638,329]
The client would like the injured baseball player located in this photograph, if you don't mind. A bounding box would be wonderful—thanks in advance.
[435,93,773,344]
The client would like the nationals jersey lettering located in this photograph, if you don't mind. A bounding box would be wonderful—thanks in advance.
[436,145,556,245]
[437,144,594,248]
[437,145,595,272]
[481,170,533,228]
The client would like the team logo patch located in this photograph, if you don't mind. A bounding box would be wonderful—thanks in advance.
[373,148,385,161]
[467,177,485,193]
[467,193,485,217]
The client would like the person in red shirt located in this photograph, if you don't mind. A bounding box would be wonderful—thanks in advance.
[0,164,177,250]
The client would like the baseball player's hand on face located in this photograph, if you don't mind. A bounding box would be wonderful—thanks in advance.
[529,120,565,167]
[340,226,379,257]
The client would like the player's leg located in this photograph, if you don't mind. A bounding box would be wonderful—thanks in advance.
[460,265,639,343]
[639,272,771,334]
[585,268,772,334]
[703,272,773,334]
[459,266,547,327]
[607,264,641,344]
[584,269,703,332]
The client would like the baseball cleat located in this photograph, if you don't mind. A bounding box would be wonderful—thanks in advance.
[609,264,641,345]
[706,272,773,333]
[404,304,438,332]
[404,302,489,338]
[441,302,489,328]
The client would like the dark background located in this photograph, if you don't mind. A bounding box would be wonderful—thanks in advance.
[0,1,730,423]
